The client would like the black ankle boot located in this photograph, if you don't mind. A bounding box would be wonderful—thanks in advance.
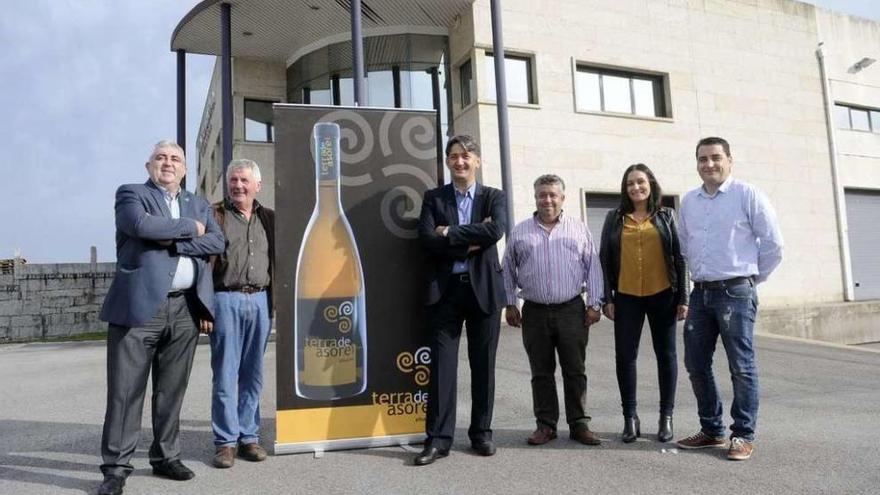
[657,415,673,443]
[622,416,640,443]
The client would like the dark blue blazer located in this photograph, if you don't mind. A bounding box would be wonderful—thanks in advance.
[100,181,225,327]
[418,182,507,314]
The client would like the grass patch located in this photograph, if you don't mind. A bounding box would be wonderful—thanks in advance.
[51,331,108,342]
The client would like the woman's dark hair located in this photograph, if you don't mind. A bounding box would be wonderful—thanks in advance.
[618,163,662,214]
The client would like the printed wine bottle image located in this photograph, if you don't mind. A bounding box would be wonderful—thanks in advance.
[294,122,367,400]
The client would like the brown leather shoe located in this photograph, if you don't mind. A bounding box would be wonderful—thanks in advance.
[676,430,727,450]
[213,446,235,468]
[727,437,754,460]
[238,443,268,462]
[527,425,557,445]
[570,425,601,445]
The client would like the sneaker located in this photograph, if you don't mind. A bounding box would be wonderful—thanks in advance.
[727,437,754,460]
[676,430,727,449]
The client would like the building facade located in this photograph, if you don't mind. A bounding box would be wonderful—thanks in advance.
[173,0,880,343]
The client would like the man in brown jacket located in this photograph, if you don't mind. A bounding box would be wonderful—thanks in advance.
[204,159,275,468]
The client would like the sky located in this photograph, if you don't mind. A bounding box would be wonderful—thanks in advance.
[1,0,878,263]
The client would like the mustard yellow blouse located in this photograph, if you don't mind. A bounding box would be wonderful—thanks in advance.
[617,214,671,297]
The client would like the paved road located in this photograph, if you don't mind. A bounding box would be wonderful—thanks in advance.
[1,321,879,494]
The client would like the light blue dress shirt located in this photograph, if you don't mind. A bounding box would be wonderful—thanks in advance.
[158,186,196,291]
[451,183,476,274]
[677,178,783,284]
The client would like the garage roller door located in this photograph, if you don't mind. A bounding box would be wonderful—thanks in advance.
[845,189,880,300]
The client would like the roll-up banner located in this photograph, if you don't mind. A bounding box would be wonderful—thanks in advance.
[273,105,438,454]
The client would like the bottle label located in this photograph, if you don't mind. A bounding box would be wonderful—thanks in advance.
[318,135,337,180]
[298,297,359,386]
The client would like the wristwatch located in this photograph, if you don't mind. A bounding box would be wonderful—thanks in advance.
[588,304,602,312]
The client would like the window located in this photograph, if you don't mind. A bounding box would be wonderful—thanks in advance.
[244,99,275,142]
[484,53,536,104]
[575,65,668,118]
[459,60,473,107]
[835,103,880,133]
[367,70,395,108]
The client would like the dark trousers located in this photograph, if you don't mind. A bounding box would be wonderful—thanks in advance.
[425,277,500,450]
[521,297,589,430]
[613,289,678,418]
[100,292,200,477]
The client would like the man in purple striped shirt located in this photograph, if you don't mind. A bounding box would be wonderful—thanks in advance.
[502,174,605,446]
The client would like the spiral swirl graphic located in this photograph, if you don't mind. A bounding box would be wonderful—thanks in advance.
[317,110,374,165]
[380,185,422,239]
[322,305,338,323]
[413,364,430,386]
[338,316,352,333]
[414,346,431,365]
[378,112,398,157]
[379,113,436,161]
[339,301,354,316]
[396,352,415,373]
[377,164,436,239]
[400,116,437,161]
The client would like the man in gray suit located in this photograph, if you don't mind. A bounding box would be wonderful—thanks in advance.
[96,140,224,495]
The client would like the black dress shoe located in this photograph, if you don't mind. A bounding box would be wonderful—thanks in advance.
[152,459,195,481]
[657,415,674,443]
[471,439,496,456]
[97,475,125,495]
[413,446,449,466]
[622,416,641,443]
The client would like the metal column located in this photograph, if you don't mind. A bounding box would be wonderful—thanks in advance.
[490,0,515,234]
[350,0,366,105]
[221,2,233,197]
[176,49,187,189]
[431,67,443,181]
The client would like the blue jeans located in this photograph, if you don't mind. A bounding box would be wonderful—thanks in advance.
[683,283,759,441]
[210,290,272,447]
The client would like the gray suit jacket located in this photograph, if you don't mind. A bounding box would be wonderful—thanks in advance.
[100,180,225,327]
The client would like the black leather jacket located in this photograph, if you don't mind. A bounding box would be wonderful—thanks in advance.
[598,207,688,306]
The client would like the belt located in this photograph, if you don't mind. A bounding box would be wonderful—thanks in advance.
[451,273,470,284]
[693,276,753,290]
[167,289,191,298]
[523,296,582,310]
[219,285,266,294]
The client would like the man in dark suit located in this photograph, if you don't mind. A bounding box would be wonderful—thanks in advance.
[413,135,507,466]
[96,140,224,495]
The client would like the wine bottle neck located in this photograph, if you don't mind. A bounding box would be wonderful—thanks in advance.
[317,182,342,213]
[314,126,342,213]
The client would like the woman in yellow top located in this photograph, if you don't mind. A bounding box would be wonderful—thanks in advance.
[599,164,688,443]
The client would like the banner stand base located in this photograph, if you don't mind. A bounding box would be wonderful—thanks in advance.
[275,433,425,456]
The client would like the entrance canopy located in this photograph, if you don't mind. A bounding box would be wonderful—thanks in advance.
[171,0,475,63]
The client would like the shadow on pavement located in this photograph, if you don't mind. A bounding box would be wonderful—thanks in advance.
[0,419,219,492]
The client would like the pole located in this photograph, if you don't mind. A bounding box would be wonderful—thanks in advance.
[221,3,233,198]
[490,0,515,234]
[351,0,366,105]
[176,49,187,189]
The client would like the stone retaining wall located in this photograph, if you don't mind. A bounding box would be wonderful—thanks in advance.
[0,261,115,342]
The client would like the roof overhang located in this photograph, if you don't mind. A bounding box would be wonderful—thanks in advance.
[171,0,475,63]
